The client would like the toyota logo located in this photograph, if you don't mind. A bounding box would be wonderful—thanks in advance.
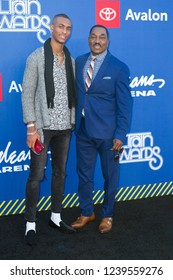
[99,7,116,21]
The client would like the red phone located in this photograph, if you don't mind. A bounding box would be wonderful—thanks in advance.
[32,139,44,155]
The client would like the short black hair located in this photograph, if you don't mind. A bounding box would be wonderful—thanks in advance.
[89,25,109,38]
[52,14,71,24]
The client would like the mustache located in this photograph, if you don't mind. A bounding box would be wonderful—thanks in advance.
[93,43,101,47]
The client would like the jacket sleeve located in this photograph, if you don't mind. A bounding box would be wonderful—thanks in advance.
[114,64,133,143]
[21,51,38,124]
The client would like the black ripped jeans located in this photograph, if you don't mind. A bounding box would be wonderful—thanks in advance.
[25,129,71,222]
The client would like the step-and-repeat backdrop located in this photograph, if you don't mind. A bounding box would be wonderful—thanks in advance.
[0,0,173,215]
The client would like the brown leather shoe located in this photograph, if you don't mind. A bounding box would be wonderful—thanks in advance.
[99,217,113,233]
[71,213,95,229]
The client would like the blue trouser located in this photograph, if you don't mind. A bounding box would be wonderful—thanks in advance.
[76,118,120,218]
[25,129,71,222]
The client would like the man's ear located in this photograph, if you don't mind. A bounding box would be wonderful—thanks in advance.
[50,24,54,32]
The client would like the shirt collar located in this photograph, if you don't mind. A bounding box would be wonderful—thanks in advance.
[89,49,107,61]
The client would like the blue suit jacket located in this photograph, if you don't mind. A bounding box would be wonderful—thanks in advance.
[75,51,132,143]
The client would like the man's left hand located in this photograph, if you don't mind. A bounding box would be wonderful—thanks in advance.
[111,139,123,151]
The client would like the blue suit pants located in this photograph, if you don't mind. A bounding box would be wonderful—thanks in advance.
[76,118,120,218]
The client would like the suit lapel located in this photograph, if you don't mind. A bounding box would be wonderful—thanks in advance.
[78,52,111,92]
[77,54,89,90]
[88,52,111,91]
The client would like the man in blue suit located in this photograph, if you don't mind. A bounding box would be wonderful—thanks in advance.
[71,25,132,233]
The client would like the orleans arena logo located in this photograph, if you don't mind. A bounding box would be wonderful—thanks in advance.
[130,74,165,97]
[0,0,51,43]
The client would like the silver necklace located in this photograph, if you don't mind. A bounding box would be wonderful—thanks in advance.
[55,50,64,57]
